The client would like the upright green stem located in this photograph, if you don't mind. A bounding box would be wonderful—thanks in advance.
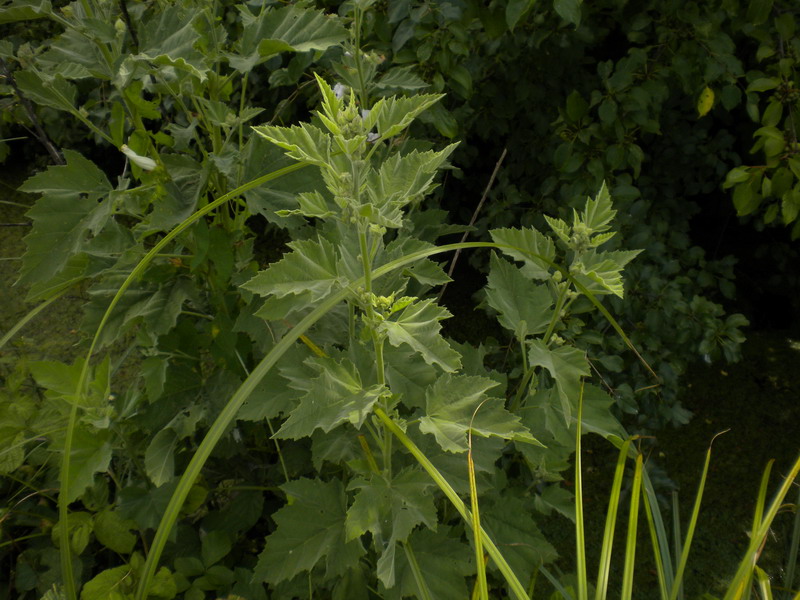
[353,6,369,108]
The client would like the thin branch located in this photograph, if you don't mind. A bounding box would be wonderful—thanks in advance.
[437,147,507,302]
[0,57,65,165]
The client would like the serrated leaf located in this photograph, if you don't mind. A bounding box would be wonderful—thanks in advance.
[485,253,554,338]
[275,357,385,439]
[419,374,540,453]
[582,181,616,232]
[94,509,137,554]
[346,469,437,587]
[254,478,364,584]
[232,5,346,72]
[242,237,340,305]
[571,248,641,298]
[253,122,331,168]
[0,0,51,23]
[144,428,178,487]
[490,227,556,280]
[527,341,590,423]
[19,150,110,199]
[365,94,444,141]
[482,495,558,581]
[379,299,461,372]
[14,70,76,112]
[63,427,112,502]
[135,5,209,79]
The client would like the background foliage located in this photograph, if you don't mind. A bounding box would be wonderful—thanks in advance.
[1,0,798,599]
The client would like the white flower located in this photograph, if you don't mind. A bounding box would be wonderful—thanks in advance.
[120,144,157,171]
[333,83,346,99]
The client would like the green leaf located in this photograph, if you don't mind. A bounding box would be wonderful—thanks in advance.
[379,299,461,372]
[482,495,558,582]
[746,77,779,93]
[242,237,340,304]
[581,181,616,233]
[63,427,112,502]
[0,0,51,23]
[368,145,457,210]
[135,5,209,79]
[571,249,641,298]
[232,5,346,72]
[201,530,231,567]
[253,122,331,168]
[346,468,437,587]
[490,227,556,280]
[554,0,582,26]
[94,509,137,555]
[365,94,444,141]
[376,66,428,91]
[275,357,385,439]
[13,70,76,112]
[485,253,554,338]
[382,527,472,600]
[506,0,533,30]
[419,374,540,453]
[527,341,590,423]
[80,565,132,600]
[145,428,178,487]
[18,150,112,286]
[254,478,364,584]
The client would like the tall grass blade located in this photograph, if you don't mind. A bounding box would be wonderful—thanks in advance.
[755,566,774,600]
[0,290,65,351]
[672,492,684,600]
[540,565,575,600]
[782,485,800,600]
[743,460,775,600]
[595,438,634,600]
[621,453,644,600]
[468,403,489,600]
[642,467,674,598]
[575,380,588,600]
[724,455,800,600]
[669,431,728,600]
[404,541,434,600]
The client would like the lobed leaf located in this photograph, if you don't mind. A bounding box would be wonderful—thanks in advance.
[490,227,555,280]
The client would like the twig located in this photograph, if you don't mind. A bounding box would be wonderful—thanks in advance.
[437,147,507,302]
[0,57,65,165]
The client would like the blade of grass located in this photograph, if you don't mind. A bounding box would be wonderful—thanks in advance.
[782,485,800,600]
[744,460,775,600]
[468,401,489,600]
[540,565,574,600]
[724,455,800,600]
[575,380,588,600]
[621,453,644,600]
[672,492,684,600]
[755,566,774,600]
[0,289,66,351]
[595,438,634,600]
[404,541,434,600]
[669,431,729,600]
[642,467,674,599]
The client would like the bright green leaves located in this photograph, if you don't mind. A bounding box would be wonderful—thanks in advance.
[366,94,444,142]
[378,299,461,372]
[485,253,554,340]
[570,249,642,298]
[254,479,364,585]
[252,123,331,168]
[275,357,386,439]
[134,5,208,79]
[419,374,540,452]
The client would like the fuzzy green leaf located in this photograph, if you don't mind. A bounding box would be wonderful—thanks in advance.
[144,428,178,487]
[571,248,641,298]
[63,427,112,502]
[275,357,386,439]
[581,181,615,232]
[365,94,444,141]
[135,5,208,79]
[94,509,137,555]
[254,478,364,584]
[485,253,554,338]
[419,374,540,452]
[253,122,331,168]
[527,341,590,423]
[490,227,555,280]
[242,237,340,302]
[379,299,461,372]
[0,0,51,23]
[14,70,76,112]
